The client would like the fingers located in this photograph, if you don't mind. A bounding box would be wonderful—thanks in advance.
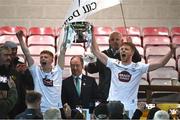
[16,30,25,40]
[16,63,27,73]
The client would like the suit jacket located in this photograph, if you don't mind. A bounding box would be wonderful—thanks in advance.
[61,74,98,111]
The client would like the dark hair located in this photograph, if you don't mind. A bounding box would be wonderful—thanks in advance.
[70,55,84,66]
[147,107,161,120]
[121,42,136,53]
[107,101,124,119]
[26,91,42,104]
[40,50,54,58]
[94,103,109,119]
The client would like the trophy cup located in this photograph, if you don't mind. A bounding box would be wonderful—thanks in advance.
[63,21,93,48]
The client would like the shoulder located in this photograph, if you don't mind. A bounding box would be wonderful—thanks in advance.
[63,76,73,83]
[83,75,96,81]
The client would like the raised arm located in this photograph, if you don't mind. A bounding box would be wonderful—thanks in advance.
[16,31,34,67]
[148,44,176,72]
[57,40,66,69]
[91,29,108,65]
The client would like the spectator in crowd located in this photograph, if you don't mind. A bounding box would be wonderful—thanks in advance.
[0,77,17,119]
[147,106,161,120]
[153,110,170,120]
[94,103,109,119]
[107,101,128,119]
[86,31,141,102]
[16,30,66,113]
[62,56,99,114]
[0,45,18,119]
[4,41,34,118]
[15,90,43,119]
[131,102,146,119]
[44,108,61,120]
[91,30,175,118]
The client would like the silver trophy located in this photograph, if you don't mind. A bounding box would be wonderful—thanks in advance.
[63,21,93,48]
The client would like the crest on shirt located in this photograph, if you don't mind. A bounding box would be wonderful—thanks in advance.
[118,71,132,82]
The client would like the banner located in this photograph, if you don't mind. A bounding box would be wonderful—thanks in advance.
[57,0,123,55]
[64,0,123,24]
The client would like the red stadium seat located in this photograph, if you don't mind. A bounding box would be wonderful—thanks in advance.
[142,27,169,36]
[27,27,56,47]
[114,26,141,36]
[95,36,109,45]
[143,36,170,48]
[99,45,109,51]
[171,27,180,37]
[65,45,85,56]
[94,26,113,36]
[28,45,56,56]
[0,26,27,36]
[172,36,180,46]
[0,26,27,44]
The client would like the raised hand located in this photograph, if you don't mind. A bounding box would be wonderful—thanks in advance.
[16,30,25,41]
[16,63,28,73]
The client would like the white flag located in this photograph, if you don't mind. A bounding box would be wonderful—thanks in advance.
[64,0,123,24]
[57,0,122,55]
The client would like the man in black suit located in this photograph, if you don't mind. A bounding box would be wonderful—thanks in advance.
[61,55,98,113]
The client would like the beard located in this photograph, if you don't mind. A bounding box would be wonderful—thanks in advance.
[0,64,11,76]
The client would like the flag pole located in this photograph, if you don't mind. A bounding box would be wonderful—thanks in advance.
[120,2,128,35]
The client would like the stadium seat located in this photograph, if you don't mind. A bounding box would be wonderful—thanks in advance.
[63,67,71,79]
[95,36,109,45]
[147,56,176,69]
[136,46,144,57]
[140,73,149,85]
[55,27,62,37]
[149,68,178,86]
[114,27,142,46]
[142,27,169,36]
[28,45,56,56]
[114,26,141,36]
[172,36,180,46]
[177,57,180,71]
[64,56,71,67]
[65,45,85,56]
[0,26,27,44]
[175,46,180,59]
[145,46,171,59]
[94,26,113,36]
[27,27,56,47]
[171,27,180,37]
[0,26,27,36]
[99,45,109,51]
[143,36,170,48]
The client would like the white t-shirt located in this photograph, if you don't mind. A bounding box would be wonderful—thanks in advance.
[29,64,63,112]
[106,58,149,112]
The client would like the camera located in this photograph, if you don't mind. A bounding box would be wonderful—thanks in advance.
[0,76,9,90]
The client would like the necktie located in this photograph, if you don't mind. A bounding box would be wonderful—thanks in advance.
[75,77,81,96]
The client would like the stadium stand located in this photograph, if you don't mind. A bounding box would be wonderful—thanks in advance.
[94,26,113,36]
